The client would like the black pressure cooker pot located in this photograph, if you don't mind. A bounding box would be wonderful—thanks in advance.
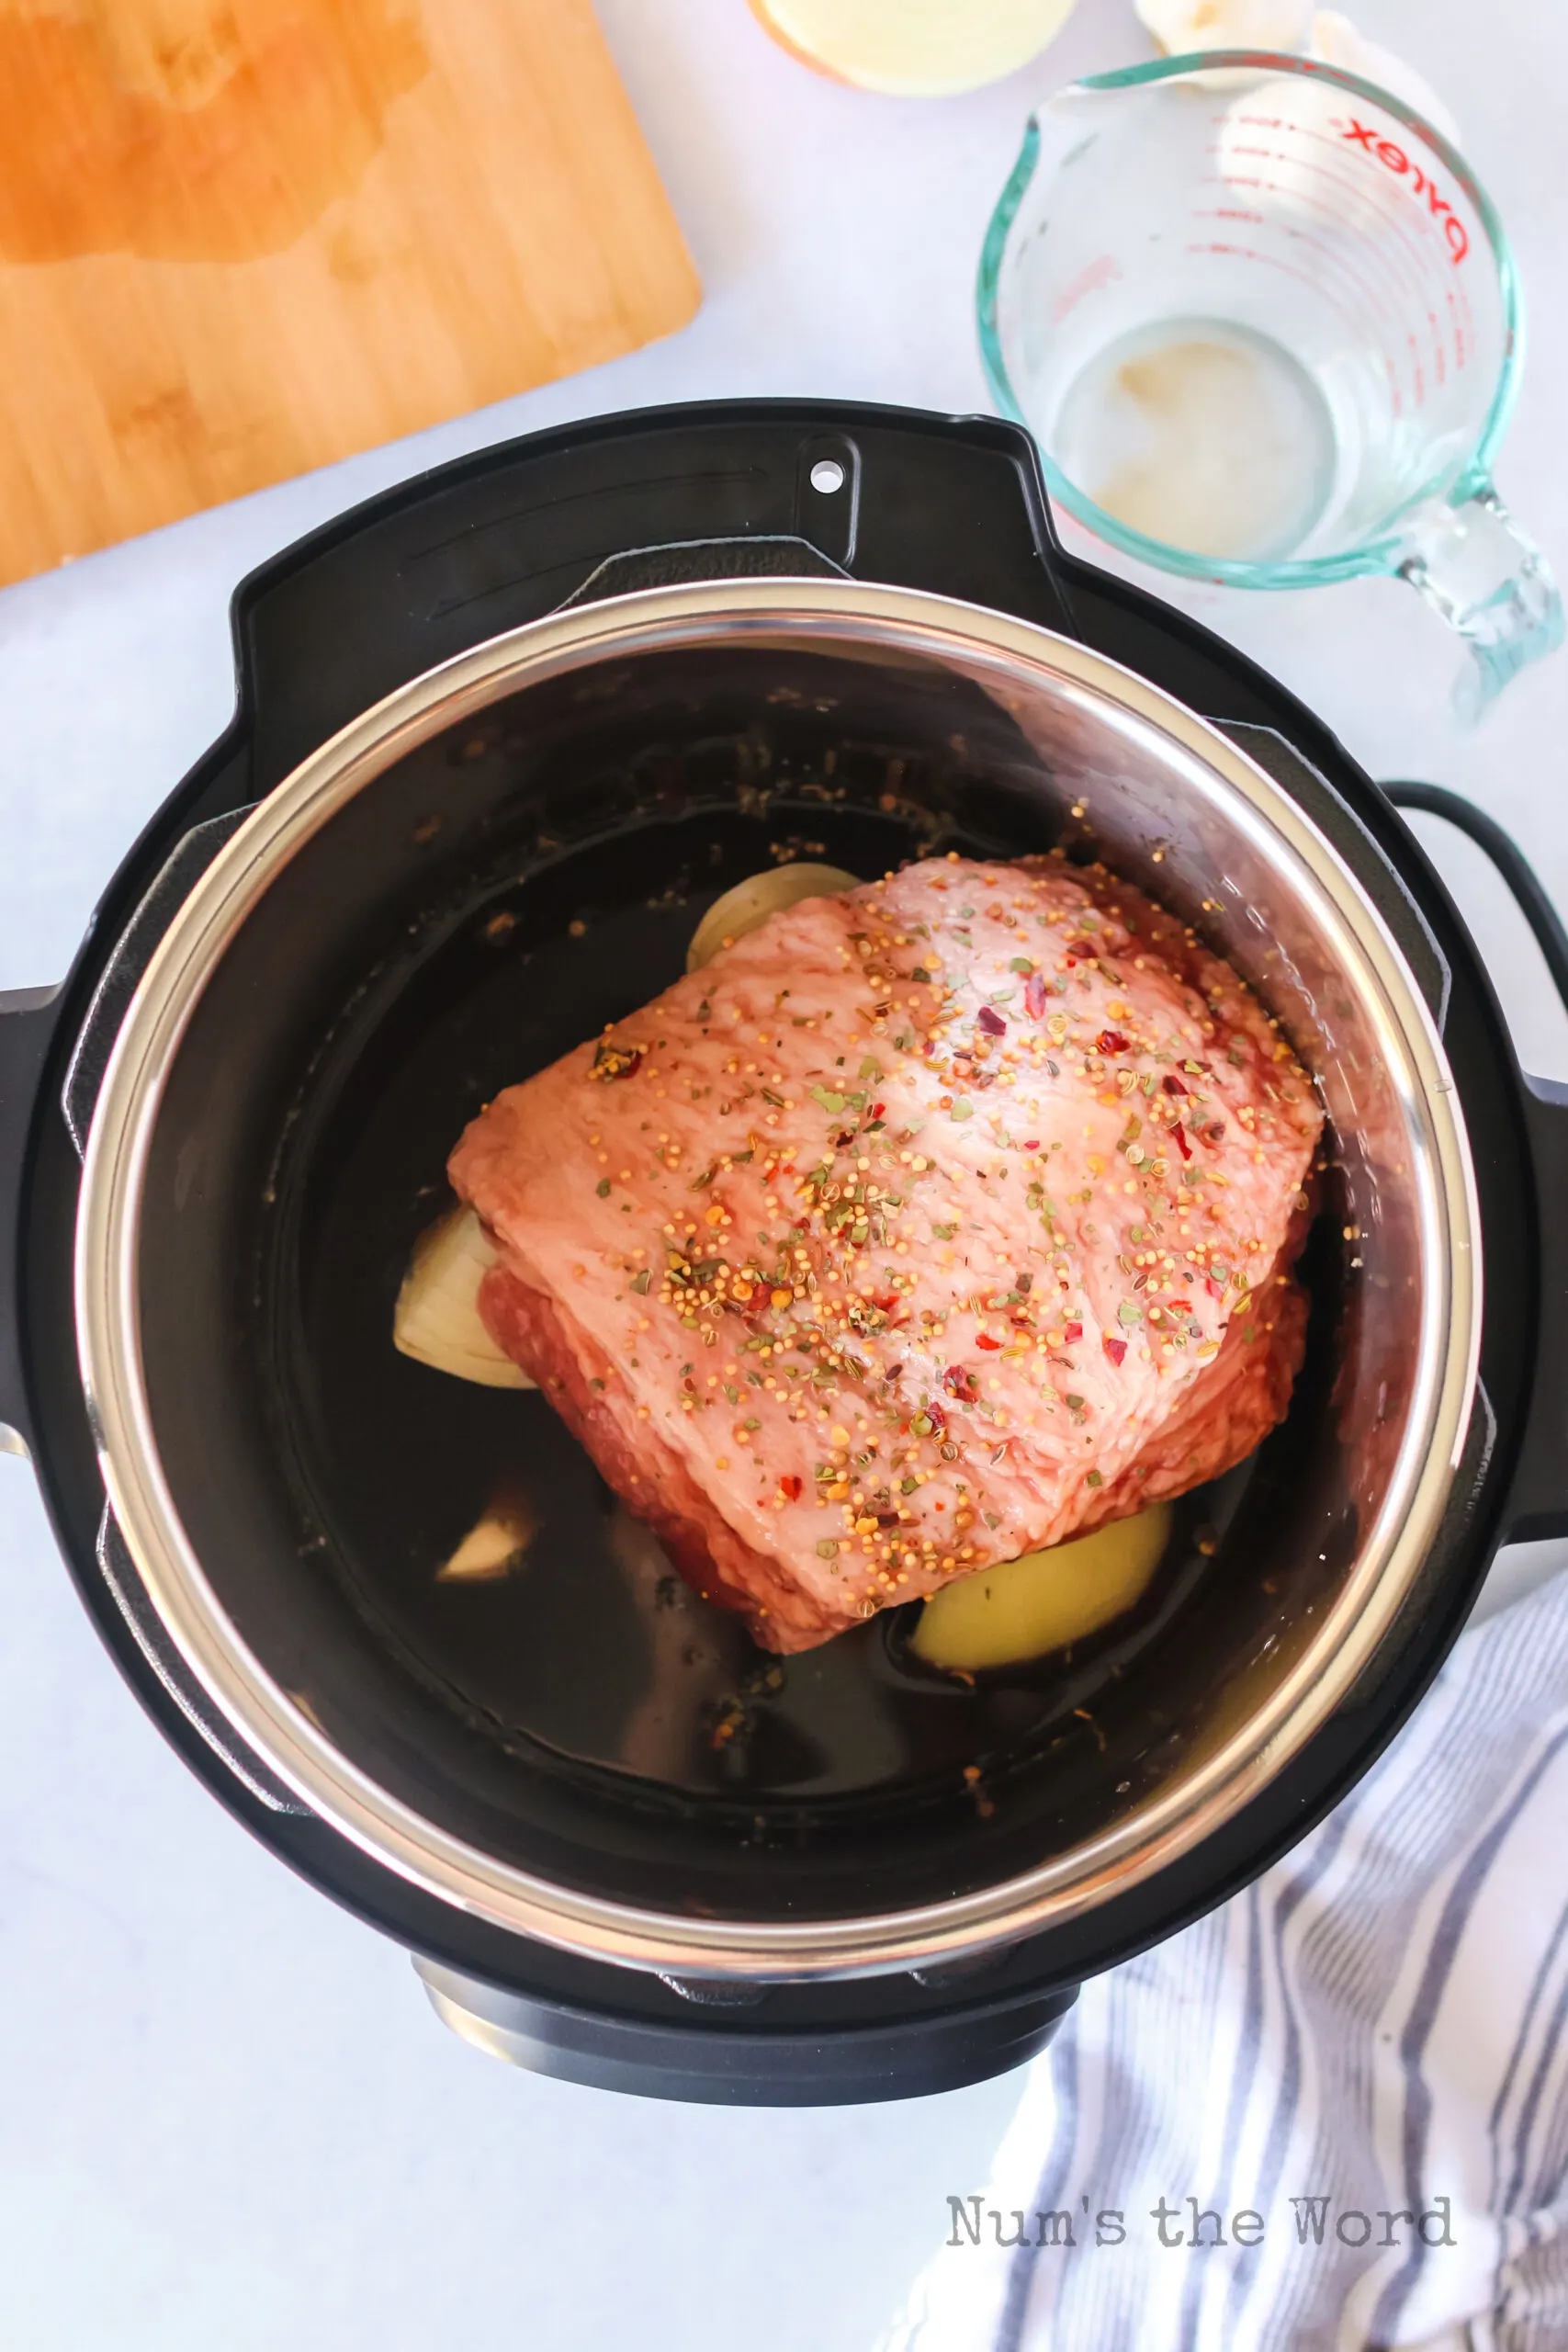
[4,401,1566,2105]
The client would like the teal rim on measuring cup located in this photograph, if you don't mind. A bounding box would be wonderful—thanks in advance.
[977,50,1562,715]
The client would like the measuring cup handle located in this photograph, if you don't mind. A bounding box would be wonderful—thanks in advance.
[1397,481,1564,720]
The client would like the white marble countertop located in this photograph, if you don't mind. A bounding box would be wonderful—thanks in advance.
[4,5,1566,2346]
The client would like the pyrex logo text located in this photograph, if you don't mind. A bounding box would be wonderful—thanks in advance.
[1339,117,1469,262]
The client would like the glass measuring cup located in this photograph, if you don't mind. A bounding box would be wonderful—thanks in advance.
[977,51,1563,716]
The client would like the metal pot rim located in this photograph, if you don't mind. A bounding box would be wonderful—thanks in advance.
[74,576,1481,1980]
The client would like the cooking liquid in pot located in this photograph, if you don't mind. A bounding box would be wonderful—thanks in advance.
[271,804,1327,1817]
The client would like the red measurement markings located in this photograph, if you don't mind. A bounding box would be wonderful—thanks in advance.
[1337,116,1470,262]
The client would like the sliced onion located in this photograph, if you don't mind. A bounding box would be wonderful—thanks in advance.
[686,863,859,973]
[392,1205,536,1389]
[910,1503,1173,1672]
[751,0,1077,95]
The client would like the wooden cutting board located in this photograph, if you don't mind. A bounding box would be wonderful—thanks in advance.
[0,0,701,586]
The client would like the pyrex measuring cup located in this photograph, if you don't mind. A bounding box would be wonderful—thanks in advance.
[977,51,1563,716]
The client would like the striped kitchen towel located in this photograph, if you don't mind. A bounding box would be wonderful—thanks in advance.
[878,1563,1568,2352]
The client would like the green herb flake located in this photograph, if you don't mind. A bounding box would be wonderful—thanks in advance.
[932,1223,957,1240]
[724,1384,739,1405]
[949,1099,974,1122]
[816,1539,840,1560]
[595,1177,611,1197]
[1010,956,1034,975]
[859,1057,883,1081]
[1118,1301,1143,1327]
[1086,1467,1103,1487]
[809,1086,846,1114]
[629,1269,650,1295]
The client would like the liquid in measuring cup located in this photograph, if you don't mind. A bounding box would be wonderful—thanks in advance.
[1053,319,1337,565]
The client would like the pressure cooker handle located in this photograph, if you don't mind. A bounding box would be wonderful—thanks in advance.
[231,402,1082,790]
[0,985,62,1453]
[1382,782,1568,1539]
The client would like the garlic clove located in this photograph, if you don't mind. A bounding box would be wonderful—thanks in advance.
[1135,0,1310,55]
[437,1491,538,1580]
[1307,11,1460,145]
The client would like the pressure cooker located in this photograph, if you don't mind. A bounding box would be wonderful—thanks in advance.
[4,401,1565,2104]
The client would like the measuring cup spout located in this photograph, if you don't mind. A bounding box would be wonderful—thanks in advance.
[1397,485,1564,721]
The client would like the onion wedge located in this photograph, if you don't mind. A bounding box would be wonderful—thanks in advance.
[750,0,1077,95]
[911,1504,1172,1672]
[392,1205,535,1389]
[686,864,859,973]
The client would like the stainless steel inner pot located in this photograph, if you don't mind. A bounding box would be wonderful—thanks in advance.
[73,578,1480,1980]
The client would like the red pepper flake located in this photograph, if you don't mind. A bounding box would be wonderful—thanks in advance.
[977,1006,1007,1037]
[1022,1138,1040,1150]
[1064,1319,1084,1344]
[942,1364,978,1398]
[1172,1121,1192,1161]
[1103,1334,1127,1366]
[870,1101,886,1118]
[1065,937,1095,961]
[1205,1276,1225,1301]
[976,1333,1002,1351]
[1024,973,1048,1021]
[778,1475,803,1501]
[1161,1074,1187,1096]
[1097,1029,1131,1057]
